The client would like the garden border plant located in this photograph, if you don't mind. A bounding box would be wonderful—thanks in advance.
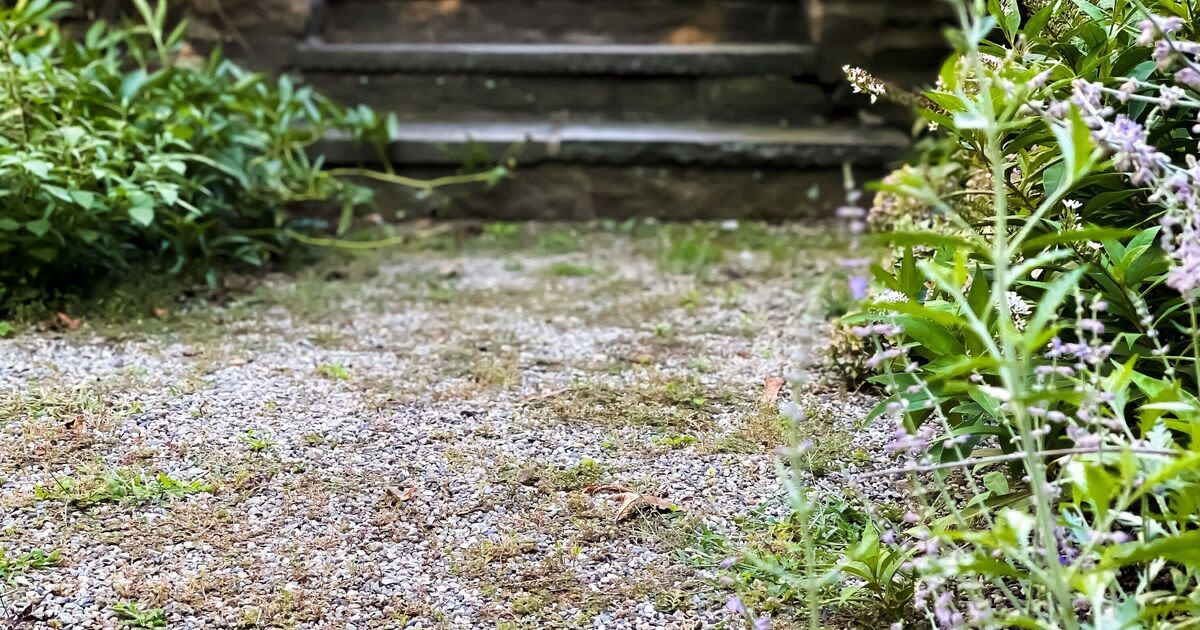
[718,0,1200,627]
[0,0,506,315]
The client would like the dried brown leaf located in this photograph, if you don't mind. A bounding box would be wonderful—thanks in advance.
[613,492,677,522]
[760,376,786,406]
[55,312,81,330]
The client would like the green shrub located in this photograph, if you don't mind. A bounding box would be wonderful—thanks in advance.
[742,0,1200,627]
[0,0,392,308]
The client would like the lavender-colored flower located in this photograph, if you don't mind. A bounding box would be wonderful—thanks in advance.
[1070,79,1104,110]
[1138,15,1186,47]
[866,347,907,370]
[1067,425,1102,449]
[1159,85,1186,109]
[1095,115,1172,182]
[752,616,771,630]
[1176,67,1200,89]
[725,596,746,615]
[849,275,868,300]
[872,323,904,336]
[1166,219,1200,299]
[1137,19,1159,46]
[1078,318,1105,334]
[1028,69,1052,89]
[719,555,741,570]
[1116,79,1138,102]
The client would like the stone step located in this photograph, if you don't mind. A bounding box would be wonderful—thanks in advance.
[315,120,909,168]
[293,42,825,125]
[300,71,827,126]
[291,42,814,75]
[312,0,806,45]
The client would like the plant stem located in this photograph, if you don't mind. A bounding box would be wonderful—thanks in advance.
[854,445,1180,479]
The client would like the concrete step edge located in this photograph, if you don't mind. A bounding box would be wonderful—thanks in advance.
[314,120,910,167]
[293,42,816,75]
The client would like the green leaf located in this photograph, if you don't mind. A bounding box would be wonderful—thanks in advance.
[75,229,101,244]
[69,190,96,209]
[1019,228,1139,253]
[983,471,1009,496]
[1025,266,1085,345]
[41,184,72,203]
[897,317,964,357]
[856,300,969,330]
[23,160,52,178]
[1041,162,1064,196]
[989,0,1021,42]
[128,205,155,227]
[867,231,988,257]
[24,219,52,237]
[1104,531,1200,568]
[1049,106,1098,184]
[120,69,149,104]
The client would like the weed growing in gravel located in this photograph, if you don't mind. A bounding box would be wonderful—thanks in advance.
[537,228,584,254]
[653,434,698,449]
[303,433,331,447]
[469,355,519,389]
[543,261,596,278]
[551,459,607,491]
[0,548,62,581]
[0,386,114,424]
[658,226,726,273]
[511,593,546,615]
[316,363,351,381]
[456,533,538,576]
[35,468,213,508]
[693,492,911,625]
[530,378,738,431]
[111,601,166,628]
[720,403,868,474]
[240,429,277,453]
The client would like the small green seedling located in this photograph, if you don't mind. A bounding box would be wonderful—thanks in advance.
[112,601,166,628]
[241,429,276,452]
[317,363,351,381]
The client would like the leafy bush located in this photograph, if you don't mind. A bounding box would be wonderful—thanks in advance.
[0,0,393,308]
[736,0,1200,627]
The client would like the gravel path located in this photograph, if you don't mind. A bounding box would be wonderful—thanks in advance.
[0,226,897,629]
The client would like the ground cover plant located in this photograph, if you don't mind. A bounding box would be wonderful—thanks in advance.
[720,0,1200,627]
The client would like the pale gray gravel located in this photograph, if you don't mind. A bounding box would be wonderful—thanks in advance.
[0,229,901,629]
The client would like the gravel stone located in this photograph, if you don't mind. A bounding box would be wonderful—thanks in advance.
[0,230,901,628]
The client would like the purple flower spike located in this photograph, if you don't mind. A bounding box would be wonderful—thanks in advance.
[753,616,772,630]
[726,596,746,615]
